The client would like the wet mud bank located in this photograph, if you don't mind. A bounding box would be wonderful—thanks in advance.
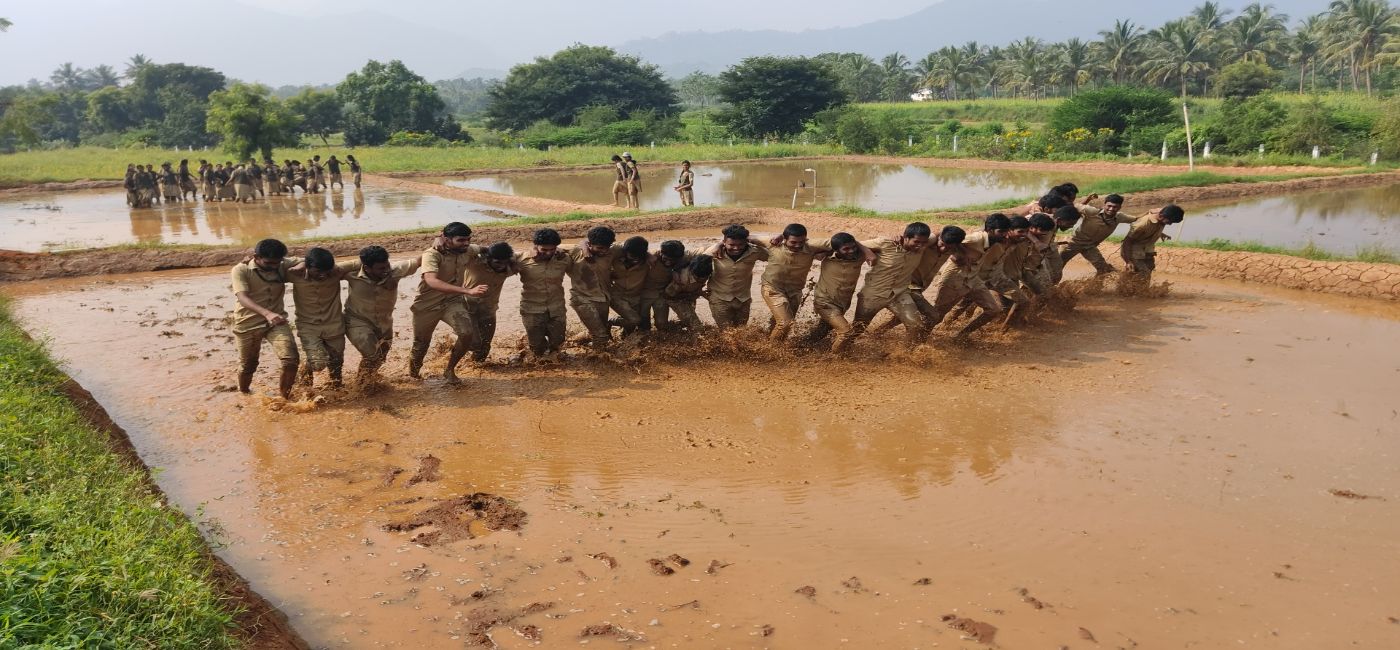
[1158,247,1400,301]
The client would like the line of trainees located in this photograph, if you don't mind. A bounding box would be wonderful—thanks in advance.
[123,154,362,207]
[231,182,1185,398]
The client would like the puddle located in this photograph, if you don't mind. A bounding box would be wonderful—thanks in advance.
[5,240,1400,648]
[1181,183,1400,256]
[432,160,1105,212]
[0,187,524,252]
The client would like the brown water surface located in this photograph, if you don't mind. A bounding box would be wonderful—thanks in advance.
[0,187,522,252]
[6,245,1400,648]
[1180,182,1400,256]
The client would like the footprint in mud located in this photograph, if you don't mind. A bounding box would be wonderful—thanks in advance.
[382,493,528,546]
[666,553,690,568]
[706,560,731,575]
[404,455,442,487]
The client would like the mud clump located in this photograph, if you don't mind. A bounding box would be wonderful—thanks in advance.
[942,615,998,645]
[1017,587,1050,609]
[1329,488,1384,500]
[382,493,527,546]
[463,602,554,647]
[913,577,933,586]
[404,455,442,486]
[580,623,645,642]
[648,559,676,576]
[795,585,817,598]
[666,553,691,567]
[588,552,619,569]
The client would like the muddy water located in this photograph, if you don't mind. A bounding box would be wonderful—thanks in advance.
[0,187,522,252]
[435,160,1101,212]
[1180,182,1400,256]
[6,244,1400,648]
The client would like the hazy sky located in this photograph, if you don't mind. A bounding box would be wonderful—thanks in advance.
[0,0,937,86]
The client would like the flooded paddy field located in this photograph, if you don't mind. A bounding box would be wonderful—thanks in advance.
[0,187,522,252]
[433,160,1106,213]
[5,230,1400,648]
[1181,182,1400,257]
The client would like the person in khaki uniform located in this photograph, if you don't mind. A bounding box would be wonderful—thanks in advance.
[664,254,715,331]
[702,224,770,329]
[609,237,653,336]
[1023,213,1058,297]
[925,214,1013,340]
[674,160,695,206]
[461,242,519,362]
[850,222,932,346]
[805,233,867,352]
[643,240,692,330]
[623,153,641,209]
[231,239,301,399]
[991,216,1036,322]
[610,155,629,207]
[515,228,575,358]
[1120,204,1185,286]
[409,222,490,383]
[287,248,358,388]
[1062,193,1135,274]
[761,223,829,341]
[1045,205,1082,283]
[344,245,420,379]
[568,227,620,348]
[347,155,363,188]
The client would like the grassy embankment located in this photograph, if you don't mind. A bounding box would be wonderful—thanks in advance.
[0,143,838,186]
[0,298,239,647]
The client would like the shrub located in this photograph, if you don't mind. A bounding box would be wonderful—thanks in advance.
[1215,61,1281,99]
[1049,86,1176,151]
[1211,95,1286,154]
[1269,97,1340,155]
[1371,98,1400,159]
[385,131,446,147]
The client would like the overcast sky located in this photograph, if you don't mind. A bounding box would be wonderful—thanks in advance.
[0,0,937,86]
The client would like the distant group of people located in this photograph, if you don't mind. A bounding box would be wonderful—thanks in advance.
[123,155,362,208]
[230,179,1185,399]
[608,153,695,209]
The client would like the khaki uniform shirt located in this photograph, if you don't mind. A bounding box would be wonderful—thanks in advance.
[678,169,694,188]
[762,239,832,295]
[706,244,769,302]
[645,254,693,295]
[568,245,619,304]
[515,251,574,314]
[857,238,924,302]
[942,231,993,290]
[610,255,651,298]
[412,246,477,313]
[999,240,1034,284]
[1026,231,1054,269]
[288,261,359,333]
[230,259,297,334]
[910,245,954,291]
[664,267,708,300]
[1069,206,1137,247]
[462,251,518,312]
[813,256,864,312]
[1122,215,1168,258]
[346,258,421,332]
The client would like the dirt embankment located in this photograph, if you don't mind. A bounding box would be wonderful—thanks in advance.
[362,174,622,215]
[1157,248,1400,301]
[827,155,1357,177]
[375,156,830,180]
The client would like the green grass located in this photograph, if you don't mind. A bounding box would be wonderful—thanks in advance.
[0,298,239,647]
[857,98,1062,125]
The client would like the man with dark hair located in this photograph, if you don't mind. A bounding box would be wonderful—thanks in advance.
[231,239,300,399]
[644,240,692,330]
[1010,191,1068,217]
[762,223,829,341]
[462,242,519,362]
[569,226,621,348]
[665,254,715,331]
[248,159,265,198]
[287,247,357,388]
[347,155,363,188]
[344,245,421,378]
[1120,204,1184,285]
[807,232,867,351]
[609,236,653,336]
[326,155,344,190]
[991,216,1037,323]
[230,164,253,203]
[850,222,931,346]
[265,159,284,196]
[516,228,575,358]
[674,161,695,206]
[925,214,1012,341]
[610,155,628,207]
[908,225,968,326]
[704,224,769,329]
[1061,193,1133,275]
[1025,213,1058,295]
[409,222,490,383]
[623,153,641,209]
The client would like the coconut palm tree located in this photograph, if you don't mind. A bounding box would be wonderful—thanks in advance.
[1224,3,1290,65]
[1143,19,1217,97]
[123,54,151,81]
[50,62,84,91]
[1099,19,1146,83]
[1050,38,1095,96]
[1001,37,1049,98]
[1191,1,1234,30]
[924,46,979,100]
[87,64,120,88]
[0,17,12,31]
[1290,15,1324,92]
[880,52,913,102]
[1325,0,1398,95]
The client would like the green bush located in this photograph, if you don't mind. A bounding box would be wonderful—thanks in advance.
[1210,95,1287,154]
[1049,86,1176,151]
[1371,98,1400,159]
[1269,97,1340,155]
[385,131,446,147]
[1215,61,1281,99]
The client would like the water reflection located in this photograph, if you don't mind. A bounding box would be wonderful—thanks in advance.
[1186,184,1400,255]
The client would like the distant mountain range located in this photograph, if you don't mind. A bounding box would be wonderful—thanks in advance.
[616,0,1333,78]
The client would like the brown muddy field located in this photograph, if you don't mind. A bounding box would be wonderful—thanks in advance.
[6,228,1400,649]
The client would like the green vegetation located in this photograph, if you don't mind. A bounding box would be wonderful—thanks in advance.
[1155,237,1398,264]
[716,57,848,138]
[337,60,465,146]
[204,83,299,160]
[485,45,678,132]
[0,298,239,647]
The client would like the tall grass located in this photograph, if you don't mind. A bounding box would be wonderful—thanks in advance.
[0,298,239,647]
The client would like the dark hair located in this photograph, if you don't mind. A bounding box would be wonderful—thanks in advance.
[681,160,691,165]
[984,214,1012,231]
[1160,204,1185,223]
[691,254,714,278]
[782,223,808,239]
[1008,215,1031,230]
[611,154,622,162]
[622,236,649,258]
[1053,205,1082,224]
[722,224,750,241]
[1029,213,1055,231]
[1038,193,1068,210]
[533,228,562,246]
[586,226,616,246]
[939,225,967,245]
[487,242,514,260]
[1053,182,1079,198]
[443,222,472,238]
[306,247,335,271]
[1105,193,1125,205]
[253,239,288,259]
[831,232,856,249]
[359,245,389,266]
[903,222,932,239]
[659,240,685,259]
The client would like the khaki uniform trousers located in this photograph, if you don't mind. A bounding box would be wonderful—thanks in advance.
[1060,242,1115,274]
[346,316,392,370]
[760,284,803,340]
[667,298,704,331]
[236,322,299,375]
[610,292,649,333]
[522,307,567,356]
[708,297,751,329]
[411,301,477,359]
[570,297,611,346]
[809,300,858,351]
[465,300,497,361]
[853,291,926,344]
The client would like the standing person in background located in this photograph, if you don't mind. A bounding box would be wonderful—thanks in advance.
[265,159,284,196]
[674,160,695,206]
[610,155,629,207]
[248,159,265,198]
[230,164,253,203]
[178,159,197,201]
[347,155,363,188]
[159,162,181,203]
[622,152,641,209]
[326,155,344,190]
[198,160,214,201]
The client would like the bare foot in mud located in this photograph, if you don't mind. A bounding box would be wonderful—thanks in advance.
[443,369,462,385]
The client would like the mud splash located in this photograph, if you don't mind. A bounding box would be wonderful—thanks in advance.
[383,493,528,546]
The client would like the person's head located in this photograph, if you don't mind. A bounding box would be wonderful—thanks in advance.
[585,226,616,256]
[900,221,932,252]
[313,155,321,161]
[199,159,207,165]
[1103,194,1124,217]
[1053,205,1081,231]
[252,238,288,270]
[622,236,649,262]
[1029,212,1055,235]
[681,160,691,169]
[304,247,336,280]
[721,224,750,256]
[690,253,714,279]
[346,155,356,161]
[359,245,392,280]
[611,154,623,163]
[1159,204,1185,224]
[936,225,966,253]
[1053,182,1079,202]
[532,228,562,256]
[179,158,187,166]
[780,223,809,252]
[984,213,1012,243]
[328,155,338,161]
[486,242,514,271]
[442,222,472,252]
[658,240,686,267]
[622,152,633,161]
[1038,192,1068,212]
[1007,215,1031,242]
[831,232,859,260]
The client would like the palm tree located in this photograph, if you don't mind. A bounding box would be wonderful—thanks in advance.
[1050,38,1094,96]
[1290,15,1324,92]
[1191,1,1234,30]
[1224,3,1290,65]
[880,52,913,102]
[1099,19,1146,83]
[924,46,979,100]
[50,62,84,91]
[1325,0,1398,95]
[1002,37,1048,98]
[123,54,151,81]
[87,64,120,88]
[0,17,12,31]
[1143,19,1216,97]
